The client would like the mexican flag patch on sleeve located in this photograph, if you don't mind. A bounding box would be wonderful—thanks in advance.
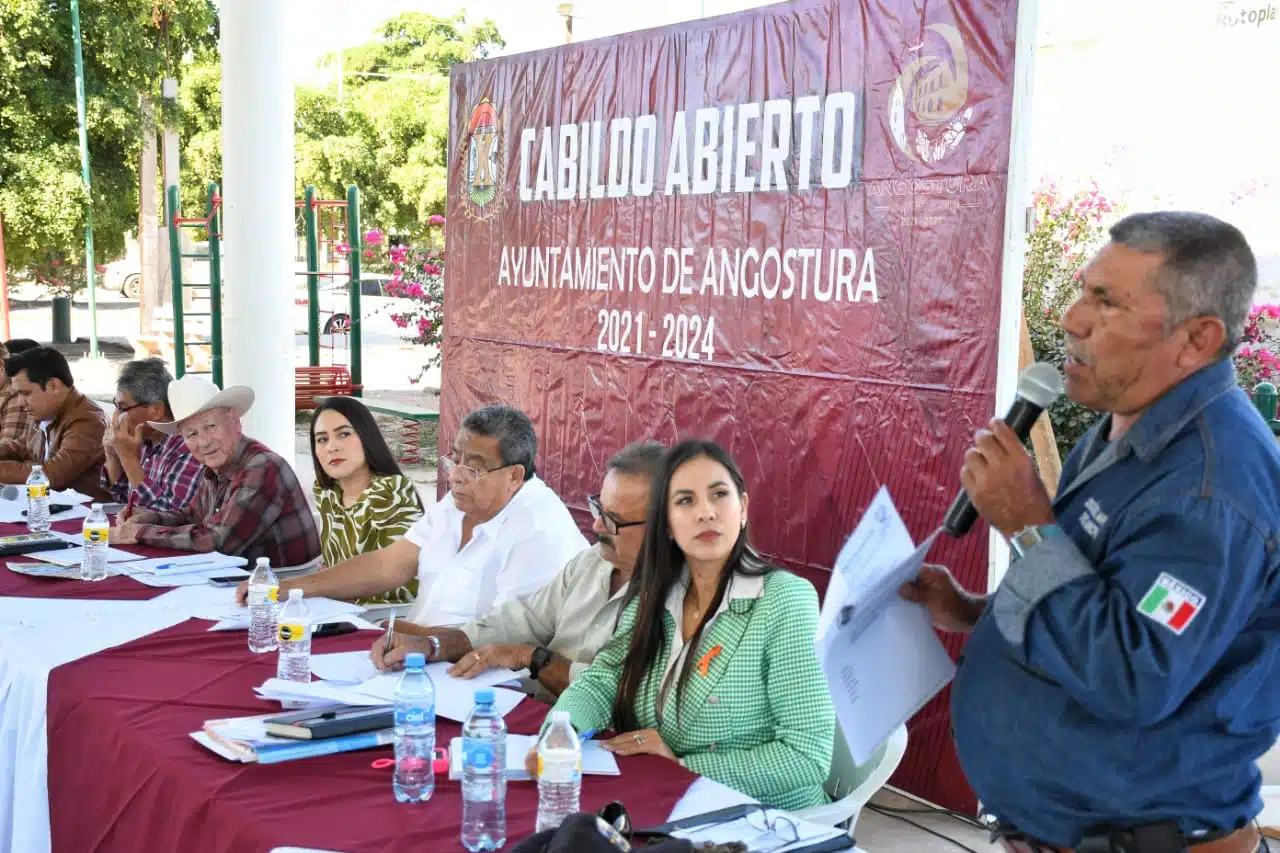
[1137,572,1205,635]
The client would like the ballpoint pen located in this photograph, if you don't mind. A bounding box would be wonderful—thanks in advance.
[384,612,396,657]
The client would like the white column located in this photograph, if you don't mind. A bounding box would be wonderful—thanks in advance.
[989,0,1041,592]
[219,0,296,464]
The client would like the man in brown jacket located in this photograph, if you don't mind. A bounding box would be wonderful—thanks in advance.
[0,339,40,455]
[0,346,108,499]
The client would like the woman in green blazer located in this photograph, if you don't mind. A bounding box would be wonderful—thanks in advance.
[546,439,835,811]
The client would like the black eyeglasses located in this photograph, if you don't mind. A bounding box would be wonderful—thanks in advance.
[587,494,645,536]
[113,401,145,413]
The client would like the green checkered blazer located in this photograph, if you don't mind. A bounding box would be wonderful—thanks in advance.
[551,569,835,811]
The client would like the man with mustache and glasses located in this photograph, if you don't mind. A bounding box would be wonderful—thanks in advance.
[372,440,664,702]
[248,405,587,631]
[904,212,1280,853]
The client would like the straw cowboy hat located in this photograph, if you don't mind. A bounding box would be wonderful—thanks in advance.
[148,375,255,435]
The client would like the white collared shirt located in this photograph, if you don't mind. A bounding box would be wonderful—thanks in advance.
[403,475,589,627]
[657,568,766,716]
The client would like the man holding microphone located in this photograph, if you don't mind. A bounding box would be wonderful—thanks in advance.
[904,212,1280,853]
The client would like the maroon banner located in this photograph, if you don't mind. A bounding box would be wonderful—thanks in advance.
[443,0,1020,811]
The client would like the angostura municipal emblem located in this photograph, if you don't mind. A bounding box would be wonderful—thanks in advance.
[888,23,973,164]
[465,99,500,209]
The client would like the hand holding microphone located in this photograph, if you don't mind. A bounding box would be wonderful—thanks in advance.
[943,362,1064,538]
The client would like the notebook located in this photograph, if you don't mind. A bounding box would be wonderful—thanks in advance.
[0,531,73,557]
[447,734,620,780]
[264,705,394,740]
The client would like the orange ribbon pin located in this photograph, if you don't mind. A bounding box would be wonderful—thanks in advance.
[696,645,722,677]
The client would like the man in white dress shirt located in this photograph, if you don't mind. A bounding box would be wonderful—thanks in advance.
[252,405,586,623]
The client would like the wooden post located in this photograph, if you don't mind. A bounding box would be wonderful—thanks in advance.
[1020,308,1063,496]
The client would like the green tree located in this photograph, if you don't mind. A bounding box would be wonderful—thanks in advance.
[178,12,503,237]
[1023,181,1117,459]
[0,0,217,284]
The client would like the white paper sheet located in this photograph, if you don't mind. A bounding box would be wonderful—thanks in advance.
[309,650,379,684]
[128,567,250,588]
[197,597,364,631]
[814,486,956,765]
[122,553,250,575]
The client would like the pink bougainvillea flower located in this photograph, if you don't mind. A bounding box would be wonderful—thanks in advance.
[364,229,384,246]
[364,249,375,259]
[428,215,446,227]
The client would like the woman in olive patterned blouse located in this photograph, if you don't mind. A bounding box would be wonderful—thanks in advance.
[309,397,425,605]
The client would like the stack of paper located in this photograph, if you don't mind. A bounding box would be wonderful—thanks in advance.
[257,651,527,722]
[193,713,394,765]
[194,596,364,631]
[814,486,955,765]
[447,733,619,780]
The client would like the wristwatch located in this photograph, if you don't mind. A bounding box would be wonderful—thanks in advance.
[425,634,441,661]
[529,646,553,680]
[1009,523,1062,561]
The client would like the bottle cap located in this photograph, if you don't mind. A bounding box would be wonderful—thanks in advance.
[475,687,494,705]
[90,503,102,510]
[256,557,269,567]
[405,652,425,668]
[288,588,303,601]
[551,710,571,725]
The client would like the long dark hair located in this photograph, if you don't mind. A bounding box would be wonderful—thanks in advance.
[309,397,404,491]
[611,439,774,732]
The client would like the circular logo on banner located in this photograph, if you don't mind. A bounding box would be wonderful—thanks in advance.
[888,23,973,164]
[464,98,502,217]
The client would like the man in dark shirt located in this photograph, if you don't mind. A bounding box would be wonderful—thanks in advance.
[905,212,1279,853]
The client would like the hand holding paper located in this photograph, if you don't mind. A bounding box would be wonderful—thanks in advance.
[899,563,987,634]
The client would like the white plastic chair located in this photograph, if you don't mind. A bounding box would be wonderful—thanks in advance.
[793,722,910,835]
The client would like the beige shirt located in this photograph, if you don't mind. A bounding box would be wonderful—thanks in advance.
[461,544,630,700]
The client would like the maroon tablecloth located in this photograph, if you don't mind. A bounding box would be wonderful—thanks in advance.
[0,519,176,600]
[46,619,699,852]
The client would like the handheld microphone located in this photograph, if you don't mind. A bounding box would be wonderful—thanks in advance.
[942,362,1065,537]
[0,485,19,501]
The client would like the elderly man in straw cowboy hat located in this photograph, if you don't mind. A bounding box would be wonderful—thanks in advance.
[112,375,320,567]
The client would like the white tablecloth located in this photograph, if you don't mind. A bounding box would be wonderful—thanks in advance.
[0,587,229,853]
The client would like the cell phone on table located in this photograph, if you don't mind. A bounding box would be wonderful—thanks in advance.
[313,622,358,639]
[207,574,249,587]
[23,504,73,516]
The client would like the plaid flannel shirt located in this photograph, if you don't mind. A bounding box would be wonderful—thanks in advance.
[100,432,203,513]
[0,387,35,457]
[135,437,320,566]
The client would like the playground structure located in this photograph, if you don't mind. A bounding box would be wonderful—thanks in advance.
[160,183,366,397]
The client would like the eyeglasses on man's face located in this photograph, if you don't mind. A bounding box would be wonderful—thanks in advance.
[588,493,646,536]
[441,453,512,483]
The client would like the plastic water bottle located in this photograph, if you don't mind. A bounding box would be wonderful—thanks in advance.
[461,687,507,851]
[393,652,436,803]
[80,504,109,582]
[246,557,280,654]
[25,465,50,532]
[275,589,312,682]
[535,711,582,832]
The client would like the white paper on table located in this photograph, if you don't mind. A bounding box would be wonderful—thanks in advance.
[814,486,956,765]
[0,502,91,524]
[348,664,526,722]
[128,567,250,588]
[50,489,95,505]
[198,597,364,630]
[28,532,144,565]
[121,553,249,575]
[309,650,380,684]
[255,678,389,708]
